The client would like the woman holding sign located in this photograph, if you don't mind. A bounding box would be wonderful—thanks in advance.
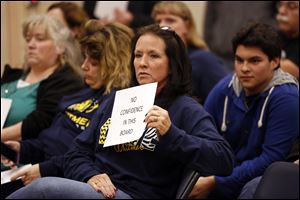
[7,24,234,199]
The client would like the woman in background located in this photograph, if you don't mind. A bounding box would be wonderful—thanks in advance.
[152,1,229,104]
[1,14,83,142]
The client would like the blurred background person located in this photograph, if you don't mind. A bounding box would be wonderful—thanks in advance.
[83,1,158,31]
[47,2,89,40]
[152,1,228,104]
[1,14,83,143]
[276,1,299,79]
[204,1,277,70]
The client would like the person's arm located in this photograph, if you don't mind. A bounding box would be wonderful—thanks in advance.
[63,94,115,182]
[19,138,44,164]
[1,122,22,141]
[156,97,234,176]
[63,114,106,182]
[21,67,83,140]
[39,156,64,177]
[10,164,41,185]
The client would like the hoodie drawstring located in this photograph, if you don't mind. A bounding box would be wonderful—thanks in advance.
[221,86,275,132]
[221,76,234,132]
[221,96,228,132]
[258,86,275,128]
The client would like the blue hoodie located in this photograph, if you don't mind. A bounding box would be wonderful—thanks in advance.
[205,69,299,198]
[19,87,112,177]
[64,92,234,199]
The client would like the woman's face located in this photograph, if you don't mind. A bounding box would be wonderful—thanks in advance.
[154,13,188,44]
[81,56,103,89]
[25,26,60,69]
[134,33,169,93]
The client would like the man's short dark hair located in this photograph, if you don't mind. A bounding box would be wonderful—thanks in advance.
[232,22,282,61]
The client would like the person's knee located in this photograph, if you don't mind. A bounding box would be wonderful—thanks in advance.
[29,177,60,195]
[239,176,262,199]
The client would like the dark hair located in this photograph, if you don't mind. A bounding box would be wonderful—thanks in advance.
[130,24,192,109]
[48,2,88,34]
[232,22,282,62]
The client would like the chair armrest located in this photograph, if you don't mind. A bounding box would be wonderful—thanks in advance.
[176,169,200,199]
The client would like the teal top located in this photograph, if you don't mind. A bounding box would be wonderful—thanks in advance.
[1,79,40,127]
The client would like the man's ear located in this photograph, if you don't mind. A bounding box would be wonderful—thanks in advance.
[271,57,280,70]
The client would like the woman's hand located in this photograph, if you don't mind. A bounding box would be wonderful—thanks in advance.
[3,140,21,152]
[10,164,41,185]
[188,176,216,199]
[145,105,171,137]
[1,141,21,168]
[1,155,17,169]
[87,173,117,199]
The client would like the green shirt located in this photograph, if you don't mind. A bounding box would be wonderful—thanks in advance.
[1,79,40,127]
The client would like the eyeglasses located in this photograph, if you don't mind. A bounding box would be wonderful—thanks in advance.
[277,1,299,10]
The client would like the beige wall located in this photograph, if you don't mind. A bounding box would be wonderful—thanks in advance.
[1,2,7,77]
[1,1,206,74]
[184,1,207,38]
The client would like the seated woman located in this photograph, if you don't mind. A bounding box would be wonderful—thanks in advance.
[1,14,83,142]
[1,21,133,189]
[7,24,234,199]
[152,1,229,104]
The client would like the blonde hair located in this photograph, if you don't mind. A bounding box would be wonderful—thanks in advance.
[22,14,83,77]
[152,1,208,50]
[80,20,133,94]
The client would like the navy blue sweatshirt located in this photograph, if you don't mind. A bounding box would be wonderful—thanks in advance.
[19,87,111,177]
[64,92,234,198]
[188,46,229,104]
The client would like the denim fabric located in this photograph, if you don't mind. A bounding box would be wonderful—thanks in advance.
[7,177,132,199]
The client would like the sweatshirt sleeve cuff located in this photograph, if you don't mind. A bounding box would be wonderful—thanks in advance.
[39,159,60,177]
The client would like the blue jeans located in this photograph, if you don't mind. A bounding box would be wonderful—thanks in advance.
[238,176,262,199]
[7,177,133,199]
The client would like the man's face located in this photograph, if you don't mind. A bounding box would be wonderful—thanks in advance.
[234,45,279,96]
[276,1,299,37]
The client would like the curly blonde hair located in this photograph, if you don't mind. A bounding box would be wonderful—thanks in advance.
[80,20,133,94]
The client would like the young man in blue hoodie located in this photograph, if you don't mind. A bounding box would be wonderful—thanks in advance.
[189,22,299,199]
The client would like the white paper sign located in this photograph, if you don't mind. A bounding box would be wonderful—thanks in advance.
[94,1,128,21]
[104,82,157,147]
[1,164,32,185]
[1,98,12,130]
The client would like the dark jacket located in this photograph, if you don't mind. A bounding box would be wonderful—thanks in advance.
[64,91,234,198]
[1,64,83,139]
[188,46,228,104]
[83,1,158,30]
[19,87,111,177]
